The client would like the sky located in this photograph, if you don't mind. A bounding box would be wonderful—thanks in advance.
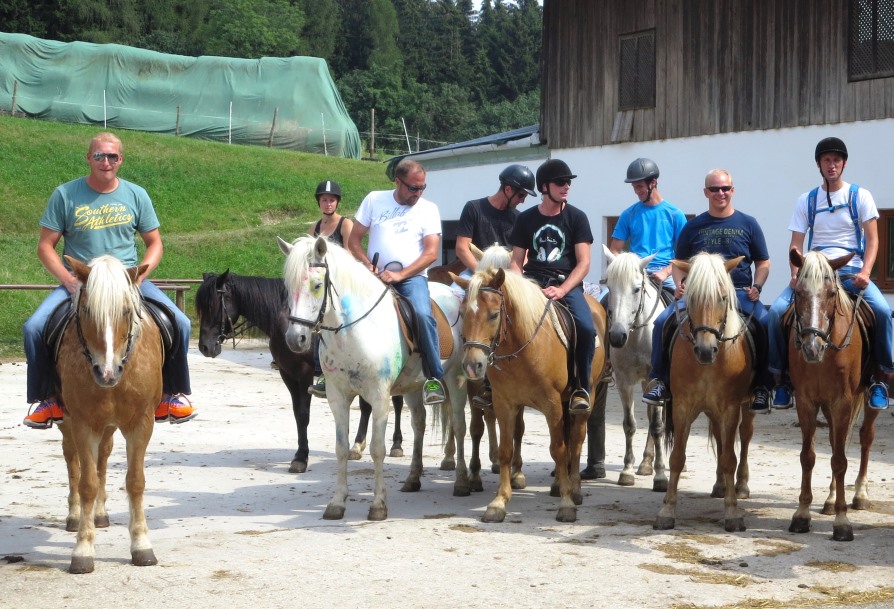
[471,0,543,11]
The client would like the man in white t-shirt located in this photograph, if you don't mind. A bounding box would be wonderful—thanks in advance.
[347,159,447,405]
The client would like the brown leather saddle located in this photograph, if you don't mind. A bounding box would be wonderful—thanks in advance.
[392,292,454,360]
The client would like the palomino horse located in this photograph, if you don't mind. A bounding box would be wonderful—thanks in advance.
[602,245,667,491]
[655,253,755,532]
[279,236,470,520]
[455,267,608,523]
[786,249,879,541]
[195,271,405,472]
[56,255,163,573]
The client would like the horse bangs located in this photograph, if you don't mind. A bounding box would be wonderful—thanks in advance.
[800,252,852,312]
[479,245,512,272]
[685,253,740,335]
[84,256,142,333]
[466,271,488,313]
[606,252,640,285]
[282,236,315,297]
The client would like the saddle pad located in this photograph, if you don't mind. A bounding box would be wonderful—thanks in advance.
[392,296,454,360]
[432,300,453,360]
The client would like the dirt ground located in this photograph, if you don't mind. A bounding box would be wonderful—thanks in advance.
[2,340,894,609]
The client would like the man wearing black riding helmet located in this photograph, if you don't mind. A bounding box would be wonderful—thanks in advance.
[509,159,596,414]
[768,137,893,411]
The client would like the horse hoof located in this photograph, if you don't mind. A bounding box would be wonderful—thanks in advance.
[652,479,668,493]
[131,549,158,566]
[348,449,362,461]
[289,460,308,474]
[66,517,79,533]
[323,505,346,520]
[724,517,746,532]
[440,459,456,472]
[653,516,675,530]
[69,556,95,574]
[400,480,422,492]
[556,507,577,523]
[491,463,499,474]
[470,479,484,493]
[821,502,835,516]
[390,447,404,458]
[572,491,583,506]
[94,514,110,528]
[453,485,471,497]
[510,474,526,490]
[735,485,750,500]
[618,473,635,487]
[710,485,725,499]
[789,516,811,533]
[636,465,654,476]
[852,497,871,510]
[482,507,506,523]
[580,464,605,480]
[832,524,854,542]
[368,507,388,521]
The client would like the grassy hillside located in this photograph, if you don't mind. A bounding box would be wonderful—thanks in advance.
[0,115,393,357]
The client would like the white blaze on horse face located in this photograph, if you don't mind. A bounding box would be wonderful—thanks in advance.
[100,320,117,382]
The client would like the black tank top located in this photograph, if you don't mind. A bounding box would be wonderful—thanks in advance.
[313,216,346,247]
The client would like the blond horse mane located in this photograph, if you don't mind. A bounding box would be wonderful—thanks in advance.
[685,252,742,338]
[796,251,854,315]
[75,255,143,339]
[282,236,383,304]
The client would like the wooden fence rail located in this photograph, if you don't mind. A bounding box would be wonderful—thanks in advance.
[0,279,203,312]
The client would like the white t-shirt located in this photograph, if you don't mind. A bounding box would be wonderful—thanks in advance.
[355,189,442,277]
[788,181,878,267]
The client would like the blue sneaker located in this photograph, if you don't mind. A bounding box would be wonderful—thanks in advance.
[869,382,889,410]
[771,385,794,410]
[642,380,669,405]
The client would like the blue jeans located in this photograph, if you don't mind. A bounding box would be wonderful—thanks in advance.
[393,275,444,380]
[769,267,894,376]
[650,290,771,388]
[23,280,191,403]
[561,285,596,393]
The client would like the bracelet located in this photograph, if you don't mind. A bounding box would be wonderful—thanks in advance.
[753,283,763,293]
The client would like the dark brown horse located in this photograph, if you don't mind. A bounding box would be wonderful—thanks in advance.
[786,249,879,541]
[56,255,163,573]
[654,253,755,532]
[195,271,404,473]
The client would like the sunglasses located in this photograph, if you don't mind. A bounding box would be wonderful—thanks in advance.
[707,185,732,193]
[92,152,120,163]
[398,178,426,193]
[551,179,572,187]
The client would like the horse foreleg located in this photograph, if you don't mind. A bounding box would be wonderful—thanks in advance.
[823,409,854,541]
[568,405,589,507]
[618,382,638,486]
[324,398,352,520]
[440,414,457,472]
[852,407,879,511]
[368,399,391,521]
[390,396,404,457]
[93,429,114,529]
[735,406,754,500]
[400,393,425,494]
[510,409,526,490]
[69,423,100,574]
[655,417,693,530]
[720,412,746,532]
[469,406,485,492]
[647,403,668,492]
[483,406,518,523]
[289,390,311,473]
[546,408,576,523]
[488,411,499,474]
[790,408,818,534]
[447,379,471,497]
[350,397,372,460]
[60,422,82,533]
[581,381,606,480]
[124,425,157,567]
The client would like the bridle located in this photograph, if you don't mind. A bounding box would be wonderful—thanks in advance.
[74,287,139,367]
[792,274,862,352]
[213,281,249,346]
[677,293,743,345]
[462,285,555,366]
[607,271,662,333]
[286,260,391,334]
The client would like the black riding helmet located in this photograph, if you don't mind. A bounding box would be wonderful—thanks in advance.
[499,164,537,197]
[535,159,577,193]
[315,180,342,201]
[814,137,848,162]
[624,158,660,183]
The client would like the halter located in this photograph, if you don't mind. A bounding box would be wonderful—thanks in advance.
[462,285,555,366]
[607,271,662,332]
[287,260,391,334]
[677,294,743,344]
[74,287,139,368]
[793,274,863,352]
[213,282,250,346]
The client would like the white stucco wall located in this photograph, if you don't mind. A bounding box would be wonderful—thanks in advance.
[421,119,894,304]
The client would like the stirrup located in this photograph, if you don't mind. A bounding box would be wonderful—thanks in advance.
[569,388,591,413]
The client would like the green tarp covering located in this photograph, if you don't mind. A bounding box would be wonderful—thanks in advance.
[0,33,361,158]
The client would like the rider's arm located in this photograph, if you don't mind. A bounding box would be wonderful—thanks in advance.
[392,234,440,281]
[609,238,626,255]
[347,222,373,270]
[788,231,806,288]
[746,258,770,302]
[510,246,526,274]
[455,235,478,272]
[37,227,80,294]
[855,218,878,288]
[671,262,687,298]
[138,228,163,285]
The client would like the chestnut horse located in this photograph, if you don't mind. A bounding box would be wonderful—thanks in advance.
[786,249,879,541]
[56,255,163,573]
[654,253,755,532]
[455,267,607,523]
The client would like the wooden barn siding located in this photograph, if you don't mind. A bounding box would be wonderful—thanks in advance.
[541,0,894,149]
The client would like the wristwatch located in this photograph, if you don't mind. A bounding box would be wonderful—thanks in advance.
[753,283,763,293]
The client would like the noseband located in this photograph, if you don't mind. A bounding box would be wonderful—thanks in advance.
[678,294,742,344]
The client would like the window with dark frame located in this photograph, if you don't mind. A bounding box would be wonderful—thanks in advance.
[849,0,894,81]
[619,30,656,110]
[875,209,894,291]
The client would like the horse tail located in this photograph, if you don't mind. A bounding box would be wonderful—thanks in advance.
[436,401,449,445]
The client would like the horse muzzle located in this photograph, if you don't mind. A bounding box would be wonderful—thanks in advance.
[284,325,313,354]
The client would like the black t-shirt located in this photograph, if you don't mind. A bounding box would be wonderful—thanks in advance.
[509,203,593,278]
[456,197,519,249]
[313,216,346,247]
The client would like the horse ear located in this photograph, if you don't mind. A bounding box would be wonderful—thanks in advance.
[450,273,470,290]
[671,259,689,274]
[470,243,484,261]
[493,268,506,288]
[66,256,91,283]
[724,256,745,273]
[789,248,804,269]
[314,236,328,258]
[602,244,615,265]
[641,252,657,270]
[277,236,293,255]
[128,264,148,284]
[828,252,856,271]
[218,269,231,285]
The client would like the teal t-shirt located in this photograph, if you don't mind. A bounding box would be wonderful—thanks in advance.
[39,177,160,268]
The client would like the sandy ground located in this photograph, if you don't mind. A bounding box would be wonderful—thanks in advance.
[1,340,894,609]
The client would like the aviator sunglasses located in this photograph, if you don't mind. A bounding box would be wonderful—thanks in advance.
[398,178,426,193]
[92,152,121,163]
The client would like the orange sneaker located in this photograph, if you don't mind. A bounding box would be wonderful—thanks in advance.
[24,399,64,429]
[155,394,197,424]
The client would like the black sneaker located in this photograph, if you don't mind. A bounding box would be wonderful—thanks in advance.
[308,375,326,398]
[642,380,669,405]
[751,387,770,413]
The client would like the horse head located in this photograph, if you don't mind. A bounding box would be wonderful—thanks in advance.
[674,253,743,365]
[458,267,507,381]
[67,255,145,388]
[790,249,855,363]
[602,244,658,348]
[279,236,331,354]
[195,269,236,357]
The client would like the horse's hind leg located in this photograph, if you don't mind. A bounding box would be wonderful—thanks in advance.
[289,386,311,473]
[851,407,879,510]
[825,409,855,541]
[735,405,754,500]
[124,424,157,567]
[60,422,82,533]
[789,409,818,534]
[350,397,372,460]
[510,409,526,490]
[469,405,485,492]
[390,396,404,457]
[647,402,668,492]
[719,413,746,532]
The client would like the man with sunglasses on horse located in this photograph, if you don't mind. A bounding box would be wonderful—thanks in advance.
[509,159,595,413]
[348,159,447,406]
[767,137,892,411]
[23,132,196,429]
[642,169,773,412]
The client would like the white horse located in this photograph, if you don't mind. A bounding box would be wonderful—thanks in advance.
[602,245,668,492]
[278,236,469,520]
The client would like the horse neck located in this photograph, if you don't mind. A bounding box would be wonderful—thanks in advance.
[230,275,286,338]
[325,264,392,327]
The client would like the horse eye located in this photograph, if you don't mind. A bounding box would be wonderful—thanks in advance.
[632,287,641,295]
[488,311,499,322]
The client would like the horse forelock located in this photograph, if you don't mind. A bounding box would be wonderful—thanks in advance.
[478,245,512,272]
[798,252,852,312]
[83,256,142,336]
[685,253,741,336]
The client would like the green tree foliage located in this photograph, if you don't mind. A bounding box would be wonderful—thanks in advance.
[202,0,304,59]
[297,0,340,63]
